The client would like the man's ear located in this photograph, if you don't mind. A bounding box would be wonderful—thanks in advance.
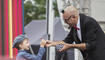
[61,10,65,14]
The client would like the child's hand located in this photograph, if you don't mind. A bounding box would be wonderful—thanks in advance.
[40,38,46,47]
[45,40,53,47]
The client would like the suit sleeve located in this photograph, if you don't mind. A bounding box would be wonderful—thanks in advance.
[21,47,45,60]
[85,18,98,51]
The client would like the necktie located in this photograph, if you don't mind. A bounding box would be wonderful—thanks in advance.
[72,27,81,44]
[73,25,80,30]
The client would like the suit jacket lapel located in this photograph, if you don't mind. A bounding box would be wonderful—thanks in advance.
[80,14,85,42]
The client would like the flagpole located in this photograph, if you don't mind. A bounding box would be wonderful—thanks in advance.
[46,0,55,60]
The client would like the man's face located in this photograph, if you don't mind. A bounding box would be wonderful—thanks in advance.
[20,39,30,50]
[63,12,78,27]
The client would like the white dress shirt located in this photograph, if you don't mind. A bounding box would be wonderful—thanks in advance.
[75,16,84,60]
[76,16,82,41]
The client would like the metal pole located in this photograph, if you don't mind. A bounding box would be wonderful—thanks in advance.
[46,0,50,60]
[46,0,55,60]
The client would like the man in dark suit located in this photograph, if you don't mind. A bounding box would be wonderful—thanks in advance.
[46,6,105,60]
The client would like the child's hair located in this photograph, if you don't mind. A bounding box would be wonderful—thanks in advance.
[13,35,28,50]
[14,40,24,50]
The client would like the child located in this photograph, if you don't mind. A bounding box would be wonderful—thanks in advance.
[13,35,46,60]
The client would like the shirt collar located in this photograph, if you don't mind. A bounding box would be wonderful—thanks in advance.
[18,50,28,53]
[77,16,80,29]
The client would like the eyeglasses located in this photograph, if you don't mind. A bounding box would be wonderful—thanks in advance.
[64,15,76,21]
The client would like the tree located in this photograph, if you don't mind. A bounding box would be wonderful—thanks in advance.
[24,0,59,26]
[24,1,34,26]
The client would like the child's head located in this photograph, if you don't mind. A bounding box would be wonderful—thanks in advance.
[13,35,30,50]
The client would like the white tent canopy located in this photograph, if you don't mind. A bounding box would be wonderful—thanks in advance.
[25,18,69,45]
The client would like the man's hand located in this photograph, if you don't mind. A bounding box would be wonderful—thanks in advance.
[46,40,65,47]
[59,43,73,52]
[46,41,56,47]
[59,43,87,52]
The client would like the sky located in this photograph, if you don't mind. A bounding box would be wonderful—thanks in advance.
[24,0,35,4]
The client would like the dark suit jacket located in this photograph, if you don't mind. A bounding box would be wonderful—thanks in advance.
[63,14,105,60]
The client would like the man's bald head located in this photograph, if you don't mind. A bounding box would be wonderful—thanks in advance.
[63,6,79,18]
[62,6,79,27]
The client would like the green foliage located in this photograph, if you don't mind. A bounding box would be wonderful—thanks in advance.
[24,1,34,26]
[53,1,59,17]
[24,0,59,26]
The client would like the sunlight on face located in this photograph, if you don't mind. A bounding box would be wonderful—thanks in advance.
[63,6,79,27]
[63,14,78,27]
[20,39,30,50]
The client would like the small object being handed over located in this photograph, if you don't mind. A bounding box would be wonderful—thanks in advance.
[56,44,64,51]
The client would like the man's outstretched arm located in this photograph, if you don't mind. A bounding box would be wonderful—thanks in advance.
[46,40,65,47]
